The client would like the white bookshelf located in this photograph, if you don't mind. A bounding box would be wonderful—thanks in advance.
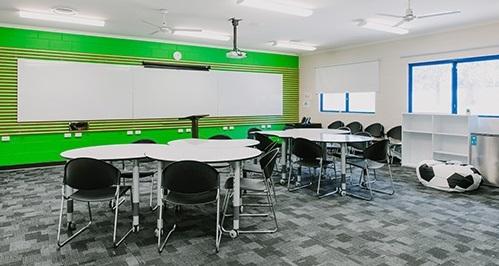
[402,113,478,168]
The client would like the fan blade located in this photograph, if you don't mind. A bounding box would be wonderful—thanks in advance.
[142,19,161,28]
[393,19,406,27]
[172,28,202,32]
[377,13,405,18]
[150,30,160,35]
[418,10,461,19]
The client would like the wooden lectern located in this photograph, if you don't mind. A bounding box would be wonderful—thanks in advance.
[179,114,209,138]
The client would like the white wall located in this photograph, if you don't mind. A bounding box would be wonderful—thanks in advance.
[300,22,499,133]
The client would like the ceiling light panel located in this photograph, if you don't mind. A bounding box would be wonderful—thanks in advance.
[359,20,408,35]
[173,30,230,41]
[271,41,317,51]
[237,0,313,17]
[19,10,105,27]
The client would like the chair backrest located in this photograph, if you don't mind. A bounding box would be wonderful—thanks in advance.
[247,127,262,139]
[364,139,389,163]
[209,134,231,140]
[364,123,385,138]
[162,161,219,194]
[346,121,363,134]
[133,139,156,144]
[291,138,323,161]
[328,120,344,129]
[255,133,276,152]
[386,126,402,141]
[338,126,351,134]
[64,158,120,190]
[259,148,280,180]
[348,132,372,151]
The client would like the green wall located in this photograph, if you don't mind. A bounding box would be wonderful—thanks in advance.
[0,27,299,167]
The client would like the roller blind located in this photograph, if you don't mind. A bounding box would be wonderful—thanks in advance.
[315,60,379,93]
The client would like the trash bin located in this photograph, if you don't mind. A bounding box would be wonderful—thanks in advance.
[470,133,499,187]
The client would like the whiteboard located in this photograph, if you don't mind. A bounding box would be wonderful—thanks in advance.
[18,59,133,122]
[133,68,219,118]
[215,71,282,116]
[17,59,284,121]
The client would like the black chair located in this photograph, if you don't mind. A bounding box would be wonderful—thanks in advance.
[120,139,157,210]
[57,158,131,247]
[157,161,221,253]
[287,138,332,196]
[247,127,262,139]
[346,121,363,134]
[347,140,395,201]
[327,121,344,129]
[386,126,402,164]
[209,134,232,140]
[348,132,373,156]
[222,148,279,234]
[254,133,277,153]
[365,123,385,139]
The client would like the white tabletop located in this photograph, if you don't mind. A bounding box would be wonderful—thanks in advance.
[258,128,350,139]
[60,144,169,161]
[294,133,373,143]
[168,138,259,148]
[146,145,261,163]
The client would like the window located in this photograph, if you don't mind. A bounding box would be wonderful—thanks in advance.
[320,92,376,113]
[320,93,344,112]
[411,64,452,113]
[409,54,499,116]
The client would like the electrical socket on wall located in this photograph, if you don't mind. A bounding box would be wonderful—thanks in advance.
[186,128,191,133]
[178,129,184,133]
[127,131,134,135]
[74,132,82,138]
[134,130,141,135]
[229,126,234,130]
[223,126,228,130]
[64,133,72,138]
[1,136,10,142]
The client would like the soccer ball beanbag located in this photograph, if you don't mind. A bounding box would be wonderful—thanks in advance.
[416,160,482,192]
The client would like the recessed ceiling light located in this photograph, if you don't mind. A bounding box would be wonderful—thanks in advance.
[173,29,230,41]
[270,41,317,51]
[19,10,105,27]
[237,0,313,17]
[358,20,408,35]
[51,7,78,16]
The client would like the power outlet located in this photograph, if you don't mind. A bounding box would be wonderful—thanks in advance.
[127,131,134,135]
[229,126,235,130]
[186,128,192,133]
[134,130,141,135]
[261,125,266,129]
[267,125,272,128]
[1,136,10,142]
[64,133,72,138]
[74,132,82,138]
[178,128,184,133]
[223,126,229,130]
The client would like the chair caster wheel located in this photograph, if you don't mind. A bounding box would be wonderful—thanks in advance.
[295,182,301,187]
[133,225,140,232]
[67,222,76,231]
[240,206,244,213]
[340,190,347,196]
[279,179,286,185]
[229,230,238,239]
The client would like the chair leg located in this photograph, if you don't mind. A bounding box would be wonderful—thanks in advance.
[220,190,232,232]
[347,165,374,201]
[57,199,92,248]
[215,189,221,253]
[288,163,312,192]
[149,175,158,211]
[368,164,396,195]
[316,161,323,196]
[158,204,177,253]
[114,187,134,248]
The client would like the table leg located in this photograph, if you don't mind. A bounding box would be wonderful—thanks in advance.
[340,143,347,196]
[156,161,164,235]
[279,139,288,184]
[231,161,241,237]
[65,185,74,228]
[132,160,140,231]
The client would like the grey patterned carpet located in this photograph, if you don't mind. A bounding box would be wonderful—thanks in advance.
[0,163,498,266]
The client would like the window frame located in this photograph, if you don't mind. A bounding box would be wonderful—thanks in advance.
[409,54,499,117]
[319,92,376,114]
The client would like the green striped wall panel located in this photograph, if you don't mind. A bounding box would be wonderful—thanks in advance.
[0,27,299,167]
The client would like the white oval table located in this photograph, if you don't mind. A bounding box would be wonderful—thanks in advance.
[256,129,350,184]
[145,145,261,238]
[168,138,259,148]
[257,129,372,198]
[61,143,169,242]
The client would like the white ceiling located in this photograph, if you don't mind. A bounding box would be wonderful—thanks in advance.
[1,0,499,54]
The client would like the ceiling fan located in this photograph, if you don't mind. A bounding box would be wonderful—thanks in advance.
[377,0,461,27]
[142,9,198,36]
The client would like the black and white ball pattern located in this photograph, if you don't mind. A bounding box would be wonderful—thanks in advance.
[416,160,482,192]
